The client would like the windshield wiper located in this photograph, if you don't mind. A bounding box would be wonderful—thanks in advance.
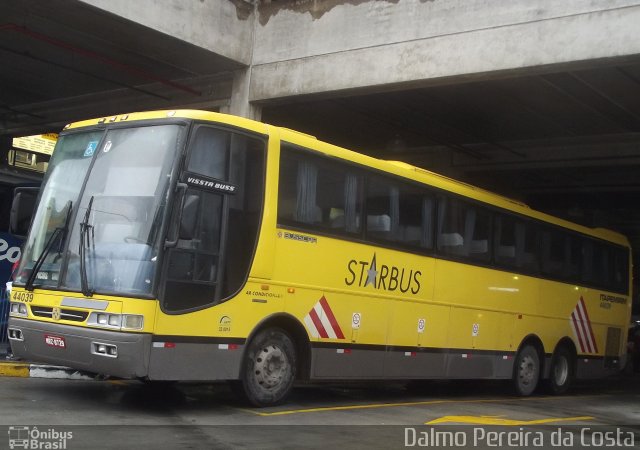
[79,196,95,297]
[25,201,73,292]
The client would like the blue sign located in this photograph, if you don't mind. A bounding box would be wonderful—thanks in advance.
[84,141,98,157]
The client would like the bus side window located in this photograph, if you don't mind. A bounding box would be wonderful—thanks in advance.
[222,133,266,298]
[494,215,517,267]
[592,243,612,290]
[401,193,433,249]
[437,197,465,256]
[612,247,630,293]
[187,127,228,180]
[364,176,433,249]
[278,146,362,235]
[566,235,582,282]
[164,189,223,311]
[581,240,595,284]
[541,228,566,277]
[365,176,395,241]
[437,197,490,262]
[515,221,539,272]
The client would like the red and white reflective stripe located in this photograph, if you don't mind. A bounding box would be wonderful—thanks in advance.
[303,296,345,339]
[570,297,598,354]
[153,342,175,348]
[336,348,351,354]
[404,352,417,357]
[218,344,239,350]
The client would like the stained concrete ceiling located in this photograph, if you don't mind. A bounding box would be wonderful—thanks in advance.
[0,0,240,137]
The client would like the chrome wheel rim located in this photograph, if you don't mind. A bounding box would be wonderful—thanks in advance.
[553,356,569,386]
[519,354,537,387]
[254,344,288,390]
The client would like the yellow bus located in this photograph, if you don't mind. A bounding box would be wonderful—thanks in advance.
[8,110,632,406]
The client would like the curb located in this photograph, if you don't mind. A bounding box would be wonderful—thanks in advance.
[0,361,95,380]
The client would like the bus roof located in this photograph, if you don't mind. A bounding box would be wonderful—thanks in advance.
[64,110,630,247]
[64,110,271,135]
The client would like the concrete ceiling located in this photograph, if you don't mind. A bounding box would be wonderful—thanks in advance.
[0,0,241,136]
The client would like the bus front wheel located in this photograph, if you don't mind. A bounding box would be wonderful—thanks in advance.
[512,344,540,396]
[237,328,296,407]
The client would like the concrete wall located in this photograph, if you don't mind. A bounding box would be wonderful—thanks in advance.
[79,0,255,65]
[76,0,640,113]
[250,0,640,101]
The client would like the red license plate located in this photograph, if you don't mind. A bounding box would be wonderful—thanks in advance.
[44,334,66,348]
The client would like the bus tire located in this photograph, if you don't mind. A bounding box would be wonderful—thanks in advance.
[238,327,296,407]
[545,347,573,395]
[512,344,540,396]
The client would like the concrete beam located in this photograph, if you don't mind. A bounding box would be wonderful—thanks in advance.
[250,0,640,101]
[78,0,255,65]
[2,75,234,137]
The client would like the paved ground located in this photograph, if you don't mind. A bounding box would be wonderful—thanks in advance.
[0,372,639,449]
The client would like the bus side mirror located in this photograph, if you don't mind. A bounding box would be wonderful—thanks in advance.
[10,187,39,238]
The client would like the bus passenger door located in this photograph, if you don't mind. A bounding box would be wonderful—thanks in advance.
[152,126,266,380]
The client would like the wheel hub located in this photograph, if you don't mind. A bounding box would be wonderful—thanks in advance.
[554,357,569,385]
[519,355,537,386]
[254,345,287,389]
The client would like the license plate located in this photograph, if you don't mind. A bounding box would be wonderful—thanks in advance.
[44,334,66,349]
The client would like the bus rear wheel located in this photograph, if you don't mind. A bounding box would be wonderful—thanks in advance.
[512,344,540,396]
[545,347,573,395]
[236,328,296,407]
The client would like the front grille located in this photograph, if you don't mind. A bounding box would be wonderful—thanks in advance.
[30,306,89,322]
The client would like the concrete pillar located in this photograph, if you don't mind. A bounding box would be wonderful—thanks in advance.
[222,68,262,121]
[0,135,12,166]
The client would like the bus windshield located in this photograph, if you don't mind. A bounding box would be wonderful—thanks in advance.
[15,124,182,296]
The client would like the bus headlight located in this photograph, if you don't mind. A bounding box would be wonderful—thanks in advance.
[88,312,143,330]
[108,315,121,327]
[9,302,28,317]
[122,315,144,330]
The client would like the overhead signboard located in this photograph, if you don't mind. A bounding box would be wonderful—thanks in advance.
[12,134,58,155]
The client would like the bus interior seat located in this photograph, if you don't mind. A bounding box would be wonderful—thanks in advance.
[439,232,463,246]
[403,226,422,243]
[497,245,516,258]
[439,232,465,255]
[293,205,322,224]
[519,252,538,270]
[470,239,488,254]
[330,211,345,228]
[367,214,391,232]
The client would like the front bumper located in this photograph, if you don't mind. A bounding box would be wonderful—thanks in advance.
[8,317,151,378]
